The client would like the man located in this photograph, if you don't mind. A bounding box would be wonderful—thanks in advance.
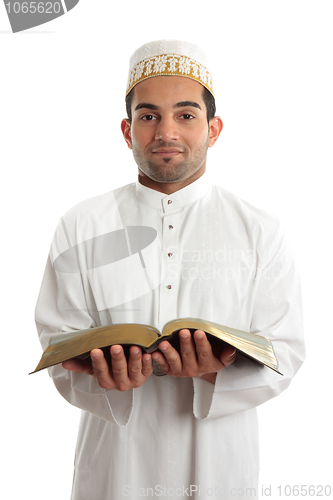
[35,40,305,499]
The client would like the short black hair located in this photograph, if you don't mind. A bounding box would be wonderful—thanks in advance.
[125,84,216,124]
[202,86,216,123]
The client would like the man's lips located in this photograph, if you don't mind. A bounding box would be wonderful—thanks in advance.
[152,149,183,156]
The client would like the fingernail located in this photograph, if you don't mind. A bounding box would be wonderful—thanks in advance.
[229,349,236,358]
[112,348,121,355]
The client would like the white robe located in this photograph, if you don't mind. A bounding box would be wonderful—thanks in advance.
[35,176,305,500]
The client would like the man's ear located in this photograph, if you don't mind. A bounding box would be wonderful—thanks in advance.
[208,116,223,148]
[121,119,132,149]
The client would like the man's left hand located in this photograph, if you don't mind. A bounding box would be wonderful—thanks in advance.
[151,329,236,384]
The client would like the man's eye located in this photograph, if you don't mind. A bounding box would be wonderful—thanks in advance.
[141,115,156,121]
[180,114,194,120]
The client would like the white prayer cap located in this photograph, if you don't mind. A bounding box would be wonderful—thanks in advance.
[126,40,214,97]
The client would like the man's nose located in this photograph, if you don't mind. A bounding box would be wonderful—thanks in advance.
[154,117,179,141]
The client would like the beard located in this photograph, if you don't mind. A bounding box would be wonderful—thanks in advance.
[132,137,210,183]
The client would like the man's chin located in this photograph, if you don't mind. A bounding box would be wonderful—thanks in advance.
[143,164,187,183]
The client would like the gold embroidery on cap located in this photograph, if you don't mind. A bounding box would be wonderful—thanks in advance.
[126,53,214,96]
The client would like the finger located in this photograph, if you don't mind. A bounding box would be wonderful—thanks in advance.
[127,346,142,378]
[193,330,214,371]
[220,346,237,368]
[90,348,117,389]
[127,346,153,383]
[178,329,199,376]
[109,345,131,390]
[62,357,93,375]
[142,353,154,377]
[179,329,197,362]
[158,341,182,375]
[151,350,169,373]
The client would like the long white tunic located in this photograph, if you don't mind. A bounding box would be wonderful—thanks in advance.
[35,176,305,500]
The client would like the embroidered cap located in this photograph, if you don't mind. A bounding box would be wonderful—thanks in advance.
[126,40,214,97]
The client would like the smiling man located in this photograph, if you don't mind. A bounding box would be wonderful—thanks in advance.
[121,76,222,191]
[35,40,305,500]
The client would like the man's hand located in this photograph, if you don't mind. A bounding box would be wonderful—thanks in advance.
[62,345,153,391]
[151,329,237,384]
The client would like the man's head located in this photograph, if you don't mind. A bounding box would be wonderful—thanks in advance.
[121,40,223,194]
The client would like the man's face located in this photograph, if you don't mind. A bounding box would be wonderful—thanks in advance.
[121,76,222,193]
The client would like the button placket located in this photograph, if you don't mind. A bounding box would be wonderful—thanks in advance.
[159,205,180,323]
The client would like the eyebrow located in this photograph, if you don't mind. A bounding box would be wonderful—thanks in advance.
[134,103,158,111]
[174,101,202,110]
[134,101,202,112]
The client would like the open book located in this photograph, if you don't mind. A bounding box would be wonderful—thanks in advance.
[31,318,282,375]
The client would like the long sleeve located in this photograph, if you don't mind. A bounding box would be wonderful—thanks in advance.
[35,222,134,426]
[192,221,305,419]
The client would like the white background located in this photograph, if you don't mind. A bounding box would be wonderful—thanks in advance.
[1,1,332,498]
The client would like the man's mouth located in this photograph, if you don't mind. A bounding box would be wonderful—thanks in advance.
[152,149,183,157]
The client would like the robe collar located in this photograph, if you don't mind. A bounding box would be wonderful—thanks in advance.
[135,174,211,212]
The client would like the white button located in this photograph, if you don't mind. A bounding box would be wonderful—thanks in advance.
[168,200,172,204]
[166,285,172,289]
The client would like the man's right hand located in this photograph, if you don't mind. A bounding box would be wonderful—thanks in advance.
[62,345,153,391]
